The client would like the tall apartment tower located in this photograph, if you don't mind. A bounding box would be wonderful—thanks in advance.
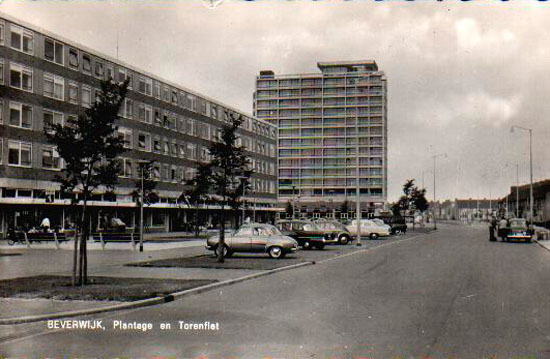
[253,61,387,218]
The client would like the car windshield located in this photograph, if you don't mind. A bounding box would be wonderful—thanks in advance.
[510,219,527,228]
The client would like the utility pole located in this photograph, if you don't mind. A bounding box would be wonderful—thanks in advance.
[432,153,447,230]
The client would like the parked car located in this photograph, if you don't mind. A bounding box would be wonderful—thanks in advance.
[346,219,391,239]
[497,218,534,243]
[276,220,328,249]
[206,223,298,259]
[377,216,408,235]
[315,220,353,245]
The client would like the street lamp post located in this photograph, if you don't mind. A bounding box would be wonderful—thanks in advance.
[238,176,247,226]
[432,153,447,230]
[353,78,362,247]
[511,125,533,227]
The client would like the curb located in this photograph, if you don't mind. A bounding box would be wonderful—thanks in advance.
[534,239,550,253]
[0,261,314,325]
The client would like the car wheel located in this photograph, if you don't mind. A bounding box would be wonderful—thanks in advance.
[7,238,15,246]
[339,235,350,245]
[268,246,284,259]
[316,243,325,250]
[370,233,379,240]
[394,229,402,236]
[214,244,229,258]
[302,241,312,250]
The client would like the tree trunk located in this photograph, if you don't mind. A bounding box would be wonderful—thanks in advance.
[217,200,225,263]
[72,207,79,286]
[79,198,89,286]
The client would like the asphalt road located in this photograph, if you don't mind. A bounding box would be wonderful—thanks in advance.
[3,223,550,358]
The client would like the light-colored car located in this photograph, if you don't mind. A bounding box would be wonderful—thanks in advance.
[206,223,298,259]
[346,219,391,239]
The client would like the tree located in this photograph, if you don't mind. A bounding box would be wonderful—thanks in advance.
[227,171,252,229]
[285,200,294,219]
[392,179,428,216]
[206,111,251,262]
[45,79,128,286]
[340,199,350,218]
[130,160,159,235]
[179,164,212,236]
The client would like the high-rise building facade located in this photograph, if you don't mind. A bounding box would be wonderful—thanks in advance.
[0,14,278,234]
[253,61,387,218]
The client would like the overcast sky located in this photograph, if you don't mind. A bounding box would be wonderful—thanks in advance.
[1,0,549,202]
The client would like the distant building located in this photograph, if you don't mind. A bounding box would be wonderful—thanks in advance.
[436,199,496,221]
[253,61,388,219]
[0,14,278,235]
[502,179,550,223]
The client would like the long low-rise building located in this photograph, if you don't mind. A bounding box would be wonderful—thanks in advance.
[0,14,278,235]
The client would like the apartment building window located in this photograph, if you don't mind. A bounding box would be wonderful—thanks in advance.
[163,140,169,155]
[138,132,151,152]
[152,164,161,181]
[162,86,170,102]
[8,140,32,167]
[119,68,132,89]
[154,83,160,99]
[171,166,177,182]
[43,73,64,100]
[0,99,3,124]
[118,127,133,149]
[153,137,161,153]
[9,102,32,129]
[42,146,61,170]
[171,90,178,105]
[10,62,32,92]
[44,38,64,65]
[68,82,79,104]
[0,20,4,46]
[138,103,152,123]
[178,143,185,158]
[10,25,33,54]
[82,86,91,108]
[0,59,3,84]
[43,109,63,133]
[0,138,2,165]
[94,61,104,79]
[82,53,92,73]
[122,98,133,119]
[119,158,132,178]
[151,109,160,126]
[106,65,114,80]
[138,77,152,96]
[171,142,177,157]
[68,48,79,69]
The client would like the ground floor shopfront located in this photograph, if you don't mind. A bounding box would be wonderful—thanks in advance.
[0,201,279,238]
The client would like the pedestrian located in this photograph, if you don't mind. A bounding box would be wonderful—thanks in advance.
[489,216,497,242]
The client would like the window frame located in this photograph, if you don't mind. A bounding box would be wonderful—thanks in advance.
[10,24,33,55]
[42,145,62,170]
[118,127,133,149]
[8,140,32,168]
[68,47,79,70]
[43,108,64,134]
[44,37,64,65]
[68,81,79,105]
[137,132,151,152]
[82,53,92,74]
[9,62,33,92]
[81,85,92,108]
[9,101,32,129]
[43,72,65,101]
